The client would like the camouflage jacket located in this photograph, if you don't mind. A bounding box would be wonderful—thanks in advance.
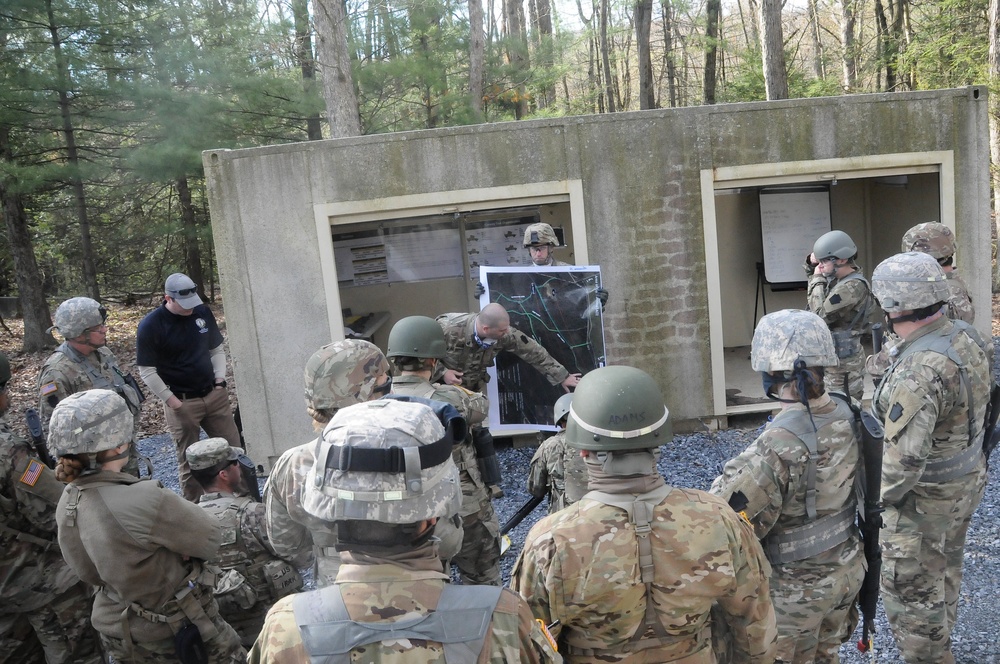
[37,343,140,437]
[806,268,871,336]
[526,432,588,514]
[873,316,990,505]
[391,375,490,517]
[249,548,561,664]
[710,396,863,572]
[0,417,82,613]
[945,270,975,324]
[511,481,777,663]
[434,313,569,392]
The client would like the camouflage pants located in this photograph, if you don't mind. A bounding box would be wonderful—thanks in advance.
[826,350,864,401]
[880,475,985,664]
[771,559,863,663]
[0,582,102,664]
[98,612,246,664]
[451,501,501,586]
[163,387,241,502]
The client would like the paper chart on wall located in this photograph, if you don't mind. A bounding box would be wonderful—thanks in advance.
[759,189,832,284]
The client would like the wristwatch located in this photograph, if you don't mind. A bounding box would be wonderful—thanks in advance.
[214,380,227,389]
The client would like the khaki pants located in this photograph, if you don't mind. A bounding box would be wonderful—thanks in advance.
[164,387,241,501]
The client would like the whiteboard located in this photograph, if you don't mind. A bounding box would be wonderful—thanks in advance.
[759,189,832,283]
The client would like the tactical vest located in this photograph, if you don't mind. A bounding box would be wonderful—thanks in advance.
[758,399,859,565]
[55,343,142,415]
[874,319,987,483]
[829,272,874,359]
[292,582,503,663]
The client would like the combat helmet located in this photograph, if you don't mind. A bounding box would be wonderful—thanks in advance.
[304,339,390,420]
[750,310,838,373]
[387,316,447,360]
[49,297,107,339]
[566,366,671,451]
[0,351,10,387]
[872,251,950,313]
[901,222,956,262]
[301,398,462,524]
[813,230,858,261]
[47,389,133,462]
[523,222,559,248]
[553,393,572,427]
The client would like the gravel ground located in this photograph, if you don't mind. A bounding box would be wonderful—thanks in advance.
[139,381,1000,664]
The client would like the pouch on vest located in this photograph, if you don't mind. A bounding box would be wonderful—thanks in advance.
[830,329,861,360]
[263,559,303,598]
[215,568,257,612]
[174,622,209,664]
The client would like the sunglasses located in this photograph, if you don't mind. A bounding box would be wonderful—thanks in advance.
[170,287,198,297]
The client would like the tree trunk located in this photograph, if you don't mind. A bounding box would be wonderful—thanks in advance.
[635,0,655,109]
[503,0,530,118]
[46,0,100,300]
[759,0,788,100]
[292,0,323,140]
[989,0,1000,291]
[468,0,485,118]
[175,177,206,300]
[599,0,616,112]
[703,0,721,104]
[808,0,825,79]
[884,0,906,90]
[535,0,556,109]
[874,0,888,90]
[840,0,857,91]
[314,0,363,137]
[661,0,677,107]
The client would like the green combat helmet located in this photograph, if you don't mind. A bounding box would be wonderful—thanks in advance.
[47,389,133,465]
[553,393,573,427]
[872,251,950,313]
[901,222,956,262]
[301,399,462,524]
[304,339,389,422]
[48,297,107,339]
[813,230,858,261]
[0,351,10,386]
[386,316,447,360]
[566,365,671,451]
[750,310,838,373]
[523,222,558,248]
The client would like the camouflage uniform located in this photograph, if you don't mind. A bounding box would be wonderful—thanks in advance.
[711,396,864,663]
[0,417,101,664]
[806,267,872,399]
[527,431,589,514]
[391,373,500,585]
[434,313,570,392]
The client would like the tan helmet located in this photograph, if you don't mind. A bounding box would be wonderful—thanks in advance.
[901,222,955,262]
[872,251,950,313]
[301,399,462,524]
[303,340,389,416]
[750,310,838,372]
[47,389,133,460]
[49,297,107,339]
[523,223,558,248]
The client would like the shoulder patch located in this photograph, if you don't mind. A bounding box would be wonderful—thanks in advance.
[19,459,45,487]
[829,294,842,305]
[40,382,58,396]
[888,403,904,422]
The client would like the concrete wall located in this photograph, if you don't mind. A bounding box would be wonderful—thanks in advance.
[205,87,991,467]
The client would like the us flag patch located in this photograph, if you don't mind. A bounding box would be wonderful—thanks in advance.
[20,460,44,487]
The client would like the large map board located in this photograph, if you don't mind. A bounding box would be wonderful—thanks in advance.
[759,188,832,284]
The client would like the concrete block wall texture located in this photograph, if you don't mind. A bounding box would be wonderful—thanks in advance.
[205,87,990,466]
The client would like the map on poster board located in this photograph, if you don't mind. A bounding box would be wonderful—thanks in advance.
[759,188,831,284]
[480,265,605,432]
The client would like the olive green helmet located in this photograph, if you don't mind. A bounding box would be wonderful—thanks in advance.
[813,230,857,261]
[49,297,107,339]
[0,351,10,386]
[872,251,950,313]
[523,223,558,248]
[386,316,447,360]
[47,389,133,459]
[304,339,389,414]
[750,310,838,372]
[566,366,671,451]
[901,222,955,261]
[553,393,573,426]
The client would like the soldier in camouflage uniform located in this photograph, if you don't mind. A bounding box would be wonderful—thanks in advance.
[869,252,990,664]
[512,366,777,663]
[523,222,572,267]
[38,297,143,476]
[804,230,875,400]
[51,389,245,663]
[527,393,588,514]
[250,398,561,664]
[387,315,499,584]
[435,303,580,392]
[187,438,303,647]
[0,353,102,664]
[264,339,391,587]
[710,310,864,663]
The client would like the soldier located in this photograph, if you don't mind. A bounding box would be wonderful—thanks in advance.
[264,339,391,587]
[50,389,245,663]
[523,222,571,267]
[512,365,777,663]
[387,315,499,584]
[526,393,588,514]
[710,310,864,663]
[804,230,874,400]
[0,352,102,664]
[869,252,989,664]
[38,297,143,476]
[435,302,581,392]
[249,398,561,664]
[187,438,303,647]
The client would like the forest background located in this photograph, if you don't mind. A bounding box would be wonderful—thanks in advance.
[3,0,1000,352]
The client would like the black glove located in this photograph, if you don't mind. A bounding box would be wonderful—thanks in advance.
[596,288,609,305]
[803,254,818,276]
[474,281,485,298]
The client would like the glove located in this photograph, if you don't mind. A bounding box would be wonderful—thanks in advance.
[803,254,818,276]
[596,288,609,305]
[474,281,485,298]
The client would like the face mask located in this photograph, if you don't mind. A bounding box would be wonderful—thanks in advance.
[474,331,496,349]
[372,375,392,397]
[761,372,784,401]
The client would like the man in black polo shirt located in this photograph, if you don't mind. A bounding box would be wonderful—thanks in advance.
[136,272,241,501]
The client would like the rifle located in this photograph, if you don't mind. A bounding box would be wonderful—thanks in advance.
[24,408,55,469]
[237,452,262,502]
[856,407,885,659]
[501,494,544,536]
[982,382,1000,470]
[870,323,885,390]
